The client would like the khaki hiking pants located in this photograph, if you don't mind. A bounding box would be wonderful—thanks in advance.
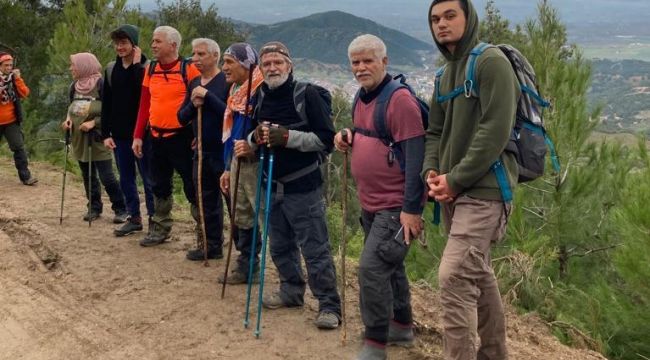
[230,158,265,230]
[440,195,510,360]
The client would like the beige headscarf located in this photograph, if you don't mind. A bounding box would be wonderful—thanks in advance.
[70,52,102,95]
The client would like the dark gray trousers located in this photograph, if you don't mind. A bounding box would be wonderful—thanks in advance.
[359,208,413,344]
[268,187,341,315]
[0,122,31,181]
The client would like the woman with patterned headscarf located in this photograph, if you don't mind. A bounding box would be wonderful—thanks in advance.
[61,52,127,223]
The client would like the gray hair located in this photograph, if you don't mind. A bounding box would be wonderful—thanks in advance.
[154,26,182,50]
[191,38,221,60]
[347,34,387,60]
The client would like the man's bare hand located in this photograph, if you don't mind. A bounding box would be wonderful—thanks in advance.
[430,174,456,203]
[133,46,142,64]
[400,212,423,246]
[220,171,231,194]
[103,137,116,150]
[334,128,353,152]
[234,140,254,158]
[132,138,143,158]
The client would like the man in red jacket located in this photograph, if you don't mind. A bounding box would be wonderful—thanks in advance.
[0,52,37,185]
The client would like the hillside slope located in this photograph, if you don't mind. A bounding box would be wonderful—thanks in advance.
[0,158,606,359]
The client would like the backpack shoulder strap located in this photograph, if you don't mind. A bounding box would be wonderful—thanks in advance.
[464,42,494,98]
[372,77,405,146]
[147,60,157,77]
[292,81,309,128]
[97,78,104,99]
[105,61,116,88]
[68,81,76,103]
[180,57,191,88]
[435,64,465,103]
[351,89,361,121]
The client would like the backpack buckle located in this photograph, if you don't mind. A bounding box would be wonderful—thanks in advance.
[463,79,473,98]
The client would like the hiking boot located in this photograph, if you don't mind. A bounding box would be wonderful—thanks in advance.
[22,177,38,186]
[114,218,143,237]
[356,341,387,360]
[262,292,289,310]
[217,269,257,285]
[113,212,129,224]
[387,321,415,347]
[139,232,169,247]
[314,311,340,330]
[186,248,223,261]
[83,211,100,222]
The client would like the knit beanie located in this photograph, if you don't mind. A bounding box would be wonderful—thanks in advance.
[110,24,140,46]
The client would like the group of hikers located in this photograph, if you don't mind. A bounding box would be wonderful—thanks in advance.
[1,0,527,359]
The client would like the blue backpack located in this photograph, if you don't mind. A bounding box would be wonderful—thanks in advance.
[435,42,561,202]
[352,74,429,172]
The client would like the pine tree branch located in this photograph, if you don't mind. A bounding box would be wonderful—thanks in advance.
[547,320,599,350]
[521,183,553,194]
[568,243,623,258]
[522,206,545,219]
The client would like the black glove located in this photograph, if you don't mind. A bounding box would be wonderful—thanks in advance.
[267,125,289,148]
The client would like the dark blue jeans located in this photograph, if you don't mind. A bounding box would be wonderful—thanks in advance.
[78,159,126,215]
[192,152,224,249]
[114,137,154,218]
[268,187,341,315]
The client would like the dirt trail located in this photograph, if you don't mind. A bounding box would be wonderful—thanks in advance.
[0,159,606,360]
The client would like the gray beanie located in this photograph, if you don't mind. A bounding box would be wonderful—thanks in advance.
[110,24,140,46]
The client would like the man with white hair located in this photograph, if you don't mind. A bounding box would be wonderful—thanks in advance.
[250,41,341,330]
[178,38,228,260]
[132,26,201,247]
[335,34,425,360]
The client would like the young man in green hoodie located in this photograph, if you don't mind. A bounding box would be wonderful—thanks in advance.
[423,0,519,359]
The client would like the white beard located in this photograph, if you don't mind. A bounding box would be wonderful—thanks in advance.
[264,72,289,89]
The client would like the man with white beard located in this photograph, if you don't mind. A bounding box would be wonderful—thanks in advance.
[249,41,341,330]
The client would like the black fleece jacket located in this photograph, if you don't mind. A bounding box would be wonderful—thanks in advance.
[101,55,148,140]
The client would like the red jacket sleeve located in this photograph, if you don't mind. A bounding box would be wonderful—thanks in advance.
[134,85,150,140]
[14,76,30,98]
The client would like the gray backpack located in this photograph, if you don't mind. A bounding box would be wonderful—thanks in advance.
[435,42,560,202]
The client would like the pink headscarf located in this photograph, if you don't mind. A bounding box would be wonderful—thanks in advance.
[70,52,102,95]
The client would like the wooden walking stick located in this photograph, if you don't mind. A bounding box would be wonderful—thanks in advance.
[222,64,255,298]
[340,130,349,344]
[196,107,210,267]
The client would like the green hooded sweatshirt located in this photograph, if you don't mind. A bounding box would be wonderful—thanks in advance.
[423,0,519,201]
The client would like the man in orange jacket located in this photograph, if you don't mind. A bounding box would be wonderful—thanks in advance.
[0,52,37,185]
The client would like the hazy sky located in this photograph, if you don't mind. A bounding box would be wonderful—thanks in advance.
[127,0,648,42]
[127,0,647,23]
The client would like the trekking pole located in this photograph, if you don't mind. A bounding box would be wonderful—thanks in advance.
[87,132,93,227]
[223,64,255,298]
[59,128,71,225]
[255,128,275,338]
[340,130,349,345]
[244,146,265,327]
[196,106,209,267]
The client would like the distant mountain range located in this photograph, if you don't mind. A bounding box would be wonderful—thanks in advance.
[243,11,433,67]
